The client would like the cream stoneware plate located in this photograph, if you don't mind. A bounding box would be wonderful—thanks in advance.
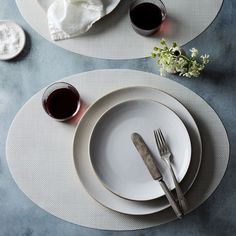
[73,86,202,215]
[89,99,192,201]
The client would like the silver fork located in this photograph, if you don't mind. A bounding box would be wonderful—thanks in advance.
[154,129,188,214]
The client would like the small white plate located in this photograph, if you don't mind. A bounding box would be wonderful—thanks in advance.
[89,99,192,201]
[0,20,26,60]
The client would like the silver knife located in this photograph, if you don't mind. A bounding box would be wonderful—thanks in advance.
[131,132,183,219]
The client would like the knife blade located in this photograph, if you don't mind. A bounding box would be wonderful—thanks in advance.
[131,132,183,219]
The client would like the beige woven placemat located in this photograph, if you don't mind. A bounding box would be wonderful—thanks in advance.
[6,70,229,230]
[16,0,223,59]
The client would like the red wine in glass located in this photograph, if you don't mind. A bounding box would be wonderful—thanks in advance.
[42,82,80,121]
[129,0,166,36]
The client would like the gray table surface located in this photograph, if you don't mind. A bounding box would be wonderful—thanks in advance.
[0,0,235,235]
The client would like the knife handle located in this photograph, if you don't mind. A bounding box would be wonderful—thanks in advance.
[169,164,188,213]
[159,180,183,219]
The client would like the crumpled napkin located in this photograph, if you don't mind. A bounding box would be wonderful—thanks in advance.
[47,0,104,41]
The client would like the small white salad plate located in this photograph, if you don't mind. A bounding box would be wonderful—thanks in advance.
[0,20,26,60]
[89,99,192,201]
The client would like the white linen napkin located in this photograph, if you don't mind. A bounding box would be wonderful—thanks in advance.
[47,0,104,41]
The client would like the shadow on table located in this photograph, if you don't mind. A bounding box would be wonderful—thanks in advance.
[151,15,180,39]
[68,100,89,127]
[201,68,227,84]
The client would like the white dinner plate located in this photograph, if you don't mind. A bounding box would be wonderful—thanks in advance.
[89,99,192,201]
[37,0,121,15]
[73,86,202,215]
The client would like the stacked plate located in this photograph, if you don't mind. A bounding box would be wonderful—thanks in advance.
[73,86,202,215]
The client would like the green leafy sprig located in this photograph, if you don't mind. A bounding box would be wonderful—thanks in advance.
[151,39,209,78]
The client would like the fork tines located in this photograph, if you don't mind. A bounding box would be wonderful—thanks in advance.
[154,129,170,154]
